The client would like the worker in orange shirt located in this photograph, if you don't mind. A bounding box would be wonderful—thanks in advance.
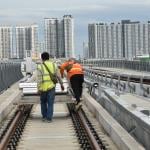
[60,58,84,109]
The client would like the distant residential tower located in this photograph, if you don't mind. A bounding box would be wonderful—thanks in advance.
[44,15,74,58]
[15,24,38,59]
[88,20,150,60]
[0,26,13,59]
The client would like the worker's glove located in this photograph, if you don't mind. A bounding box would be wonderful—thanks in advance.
[61,85,65,91]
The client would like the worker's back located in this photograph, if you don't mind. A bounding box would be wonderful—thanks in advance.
[37,60,56,92]
[60,60,83,79]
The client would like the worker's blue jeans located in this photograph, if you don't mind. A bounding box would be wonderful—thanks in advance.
[40,87,55,120]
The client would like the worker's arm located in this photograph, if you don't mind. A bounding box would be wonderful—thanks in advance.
[60,62,68,78]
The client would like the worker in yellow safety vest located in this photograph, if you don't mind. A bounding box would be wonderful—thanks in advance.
[37,52,64,122]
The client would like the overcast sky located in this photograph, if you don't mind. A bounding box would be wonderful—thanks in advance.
[0,0,150,57]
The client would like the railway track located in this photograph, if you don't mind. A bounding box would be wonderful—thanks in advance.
[0,103,117,150]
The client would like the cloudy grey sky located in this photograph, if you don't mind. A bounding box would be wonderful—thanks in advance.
[0,0,150,57]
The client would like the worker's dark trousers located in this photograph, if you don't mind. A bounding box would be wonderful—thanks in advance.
[70,74,84,103]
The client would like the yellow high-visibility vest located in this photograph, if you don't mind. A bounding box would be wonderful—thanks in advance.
[37,60,56,92]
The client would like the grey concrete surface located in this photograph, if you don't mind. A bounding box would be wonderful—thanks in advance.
[17,104,79,150]
[0,82,22,122]
[83,89,145,150]
[101,89,150,149]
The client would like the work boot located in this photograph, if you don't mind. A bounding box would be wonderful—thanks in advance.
[75,101,82,111]
[47,119,52,123]
[42,118,47,122]
[71,97,76,103]
[74,101,78,105]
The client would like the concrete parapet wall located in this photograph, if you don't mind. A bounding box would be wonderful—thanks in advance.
[97,90,150,149]
[83,90,145,150]
[0,82,22,122]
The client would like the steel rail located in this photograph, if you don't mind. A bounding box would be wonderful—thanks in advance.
[67,102,105,149]
[78,110,102,150]
[0,110,21,150]
[1,102,104,150]
[0,105,32,150]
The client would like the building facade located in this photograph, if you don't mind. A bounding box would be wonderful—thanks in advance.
[88,20,150,60]
[88,23,122,59]
[63,15,74,58]
[83,42,89,59]
[15,24,38,59]
[0,26,13,59]
[88,24,96,58]
[44,15,74,58]
[31,24,38,55]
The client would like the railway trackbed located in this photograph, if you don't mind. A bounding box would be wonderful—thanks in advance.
[0,103,118,150]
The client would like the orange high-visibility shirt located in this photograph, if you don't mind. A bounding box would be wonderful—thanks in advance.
[60,61,83,79]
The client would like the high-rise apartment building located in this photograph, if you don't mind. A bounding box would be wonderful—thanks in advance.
[44,18,58,57]
[88,20,150,60]
[44,15,74,58]
[108,23,122,59]
[83,42,89,58]
[31,24,38,54]
[15,26,25,59]
[88,23,122,59]
[88,24,97,58]
[15,24,38,59]
[123,21,150,59]
[63,15,74,58]
[0,26,13,59]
